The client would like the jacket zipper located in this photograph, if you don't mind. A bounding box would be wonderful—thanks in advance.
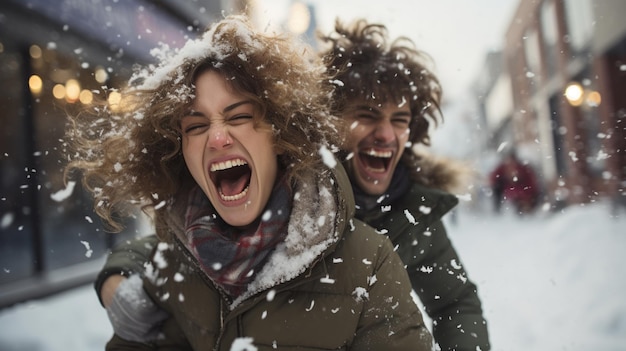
[170,234,229,349]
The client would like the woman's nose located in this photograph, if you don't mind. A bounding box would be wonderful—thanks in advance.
[207,124,233,149]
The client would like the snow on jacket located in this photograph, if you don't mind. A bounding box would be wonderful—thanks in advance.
[104,163,433,351]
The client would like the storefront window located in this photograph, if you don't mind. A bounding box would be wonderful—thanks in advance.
[1,0,211,307]
[0,41,137,286]
[32,46,108,270]
[0,42,35,284]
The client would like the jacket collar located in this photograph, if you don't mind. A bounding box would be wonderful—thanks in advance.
[230,159,352,309]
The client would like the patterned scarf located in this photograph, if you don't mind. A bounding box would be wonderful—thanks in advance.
[184,179,291,298]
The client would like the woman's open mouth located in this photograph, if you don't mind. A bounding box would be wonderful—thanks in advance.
[209,158,251,202]
[358,148,392,174]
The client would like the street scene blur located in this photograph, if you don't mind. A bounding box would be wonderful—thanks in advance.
[1,0,625,350]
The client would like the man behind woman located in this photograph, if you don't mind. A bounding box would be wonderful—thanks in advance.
[319,18,490,350]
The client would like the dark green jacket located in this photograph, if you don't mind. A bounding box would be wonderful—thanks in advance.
[96,159,489,351]
[102,164,432,350]
[359,182,489,351]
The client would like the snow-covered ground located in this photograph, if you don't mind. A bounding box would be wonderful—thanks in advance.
[0,200,625,350]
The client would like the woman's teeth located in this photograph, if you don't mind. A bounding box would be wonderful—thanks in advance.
[219,185,249,201]
[210,158,247,172]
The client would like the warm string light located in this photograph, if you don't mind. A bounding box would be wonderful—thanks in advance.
[564,81,601,108]
[28,44,109,104]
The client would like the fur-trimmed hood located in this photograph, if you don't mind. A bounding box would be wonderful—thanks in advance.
[406,149,475,196]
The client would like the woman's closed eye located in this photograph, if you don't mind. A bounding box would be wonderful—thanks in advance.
[181,114,253,135]
[181,117,209,135]
[183,124,207,135]
[227,114,254,125]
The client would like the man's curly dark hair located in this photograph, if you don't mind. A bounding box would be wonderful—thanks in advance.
[318,18,443,165]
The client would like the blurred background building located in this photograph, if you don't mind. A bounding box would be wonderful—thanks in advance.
[473,0,625,210]
[1,0,624,308]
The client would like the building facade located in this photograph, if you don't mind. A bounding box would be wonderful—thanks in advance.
[0,0,223,307]
[502,0,625,207]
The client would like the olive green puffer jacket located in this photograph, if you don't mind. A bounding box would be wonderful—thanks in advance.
[104,164,432,350]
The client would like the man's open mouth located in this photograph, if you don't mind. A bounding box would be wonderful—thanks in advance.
[210,158,251,201]
[358,148,392,173]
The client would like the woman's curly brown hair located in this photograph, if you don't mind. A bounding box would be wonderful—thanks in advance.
[64,15,341,236]
[318,18,443,167]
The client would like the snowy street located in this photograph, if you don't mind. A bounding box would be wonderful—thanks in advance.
[0,201,625,350]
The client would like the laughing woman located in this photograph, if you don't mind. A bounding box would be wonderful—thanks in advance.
[64,15,432,351]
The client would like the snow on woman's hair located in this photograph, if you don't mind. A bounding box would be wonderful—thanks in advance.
[63,15,343,238]
[132,15,266,91]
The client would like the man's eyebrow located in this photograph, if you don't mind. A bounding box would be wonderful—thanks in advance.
[353,105,381,115]
[392,110,412,117]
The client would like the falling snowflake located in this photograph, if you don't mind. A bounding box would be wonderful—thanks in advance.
[404,209,417,224]
[419,205,431,214]
[80,240,93,258]
[50,181,76,202]
[1,212,14,229]
[420,265,433,273]
[174,272,184,282]
[262,210,272,221]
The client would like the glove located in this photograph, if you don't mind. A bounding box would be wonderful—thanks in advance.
[106,274,169,342]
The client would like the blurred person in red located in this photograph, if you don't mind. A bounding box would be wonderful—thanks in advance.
[490,151,539,214]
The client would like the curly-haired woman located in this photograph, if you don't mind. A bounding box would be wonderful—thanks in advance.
[65,15,432,350]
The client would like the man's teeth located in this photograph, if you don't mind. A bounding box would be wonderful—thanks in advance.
[220,185,249,201]
[364,149,392,158]
[210,158,247,172]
